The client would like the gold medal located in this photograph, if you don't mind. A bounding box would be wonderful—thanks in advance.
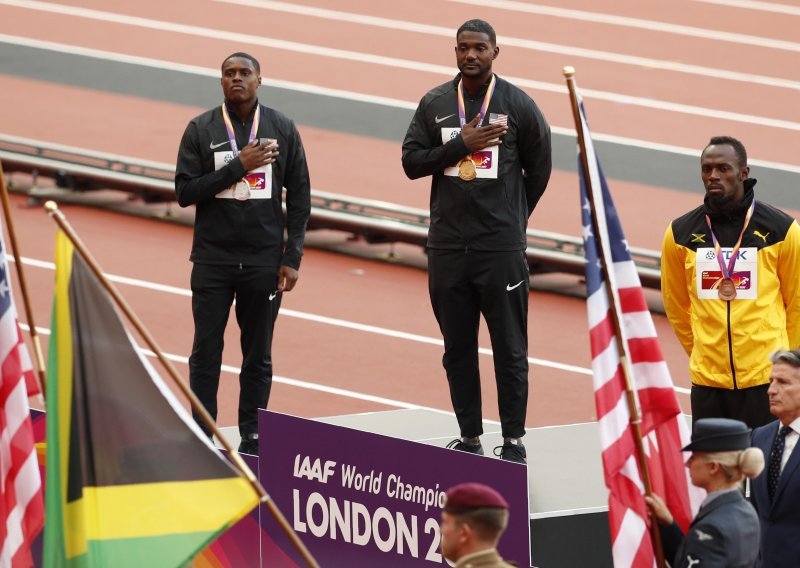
[233,180,251,201]
[718,278,737,301]
[458,157,477,181]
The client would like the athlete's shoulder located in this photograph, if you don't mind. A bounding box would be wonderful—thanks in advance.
[260,104,293,126]
[753,198,796,237]
[420,79,458,104]
[494,75,534,103]
[190,105,220,126]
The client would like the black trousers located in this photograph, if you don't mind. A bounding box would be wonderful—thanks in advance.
[189,263,281,440]
[690,383,774,429]
[428,249,530,439]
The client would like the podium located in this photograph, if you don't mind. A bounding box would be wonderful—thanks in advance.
[216,409,616,566]
[316,409,613,568]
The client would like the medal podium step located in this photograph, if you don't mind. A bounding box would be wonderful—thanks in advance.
[219,409,614,567]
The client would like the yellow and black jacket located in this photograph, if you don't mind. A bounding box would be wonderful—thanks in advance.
[661,182,800,390]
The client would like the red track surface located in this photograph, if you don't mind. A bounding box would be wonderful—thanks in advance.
[2,0,799,432]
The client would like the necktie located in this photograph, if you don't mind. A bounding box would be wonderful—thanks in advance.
[768,425,792,501]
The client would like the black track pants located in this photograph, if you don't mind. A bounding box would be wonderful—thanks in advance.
[189,263,281,439]
[428,249,530,439]
[690,383,773,429]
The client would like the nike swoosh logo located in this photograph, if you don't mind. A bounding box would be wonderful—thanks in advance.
[506,280,526,291]
[268,291,278,301]
[435,114,455,124]
[210,140,229,150]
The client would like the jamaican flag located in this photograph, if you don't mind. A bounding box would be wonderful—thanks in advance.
[44,231,259,567]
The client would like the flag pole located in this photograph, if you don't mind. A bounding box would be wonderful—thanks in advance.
[0,161,46,399]
[44,201,320,568]
[562,67,666,568]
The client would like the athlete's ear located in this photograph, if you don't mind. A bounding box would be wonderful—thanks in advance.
[492,46,499,60]
[258,76,262,86]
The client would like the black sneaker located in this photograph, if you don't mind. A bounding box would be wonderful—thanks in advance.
[494,440,526,464]
[238,435,259,456]
[446,438,484,456]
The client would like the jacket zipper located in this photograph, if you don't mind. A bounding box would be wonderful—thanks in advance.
[727,301,737,389]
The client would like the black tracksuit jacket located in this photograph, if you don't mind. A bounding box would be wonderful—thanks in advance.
[175,101,310,269]
[401,73,551,251]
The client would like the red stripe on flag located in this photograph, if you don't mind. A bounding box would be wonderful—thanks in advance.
[627,337,666,364]
[618,287,649,314]
[601,426,637,479]
[639,388,682,431]
[607,478,653,568]
[16,326,39,397]
[594,365,625,419]
[589,311,615,359]
[0,250,44,567]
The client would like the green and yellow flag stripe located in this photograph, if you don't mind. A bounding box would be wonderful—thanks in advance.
[44,231,258,567]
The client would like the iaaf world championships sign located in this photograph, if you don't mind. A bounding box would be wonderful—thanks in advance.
[259,411,530,567]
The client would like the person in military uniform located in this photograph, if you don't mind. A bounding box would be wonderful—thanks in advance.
[440,482,519,567]
[645,418,764,568]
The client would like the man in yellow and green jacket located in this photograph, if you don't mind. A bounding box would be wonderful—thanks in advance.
[661,136,800,428]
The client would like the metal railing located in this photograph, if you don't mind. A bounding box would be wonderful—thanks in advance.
[0,133,662,287]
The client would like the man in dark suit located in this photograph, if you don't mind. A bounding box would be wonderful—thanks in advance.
[751,349,800,568]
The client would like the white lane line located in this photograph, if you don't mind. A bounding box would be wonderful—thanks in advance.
[2,3,800,131]
[0,33,418,111]
[12,256,691,395]
[690,0,800,16]
[12,255,590,375]
[214,0,800,92]
[4,38,800,175]
[18,321,496,419]
[449,0,800,52]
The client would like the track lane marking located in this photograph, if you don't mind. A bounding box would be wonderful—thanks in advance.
[214,0,800,92]
[1,3,800,131]
[12,255,690,394]
[690,0,800,16]
[450,0,800,52]
[19,321,498,420]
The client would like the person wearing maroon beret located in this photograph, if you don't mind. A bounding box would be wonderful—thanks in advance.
[440,483,519,567]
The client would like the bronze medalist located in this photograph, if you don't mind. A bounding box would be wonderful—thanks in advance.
[718,277,737,301]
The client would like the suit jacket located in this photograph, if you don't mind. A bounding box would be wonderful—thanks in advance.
[751,421,800,568]
[661,489,759,568]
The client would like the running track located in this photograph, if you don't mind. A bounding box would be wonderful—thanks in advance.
[2,0,799,432]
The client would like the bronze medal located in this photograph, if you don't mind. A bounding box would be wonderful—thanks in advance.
[233,180,251,201]
[718,278,737,301]
[458,158,477,181]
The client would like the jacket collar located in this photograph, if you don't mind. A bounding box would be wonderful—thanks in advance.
[694,488,742,523]
[452,73,494,98]
[223,98,260,123]
[455,548,504,567]
[703,178,757,222]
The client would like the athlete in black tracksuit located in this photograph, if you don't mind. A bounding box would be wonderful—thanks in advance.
[402,21,551,462]
[175,53,310,454]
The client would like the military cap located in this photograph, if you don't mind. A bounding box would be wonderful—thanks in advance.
[682,418,751,452]
[443,482,508,512]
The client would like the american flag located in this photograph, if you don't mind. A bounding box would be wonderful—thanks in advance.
[577,100,702,567]
[0,228,43,567]
[488,112,508,126]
